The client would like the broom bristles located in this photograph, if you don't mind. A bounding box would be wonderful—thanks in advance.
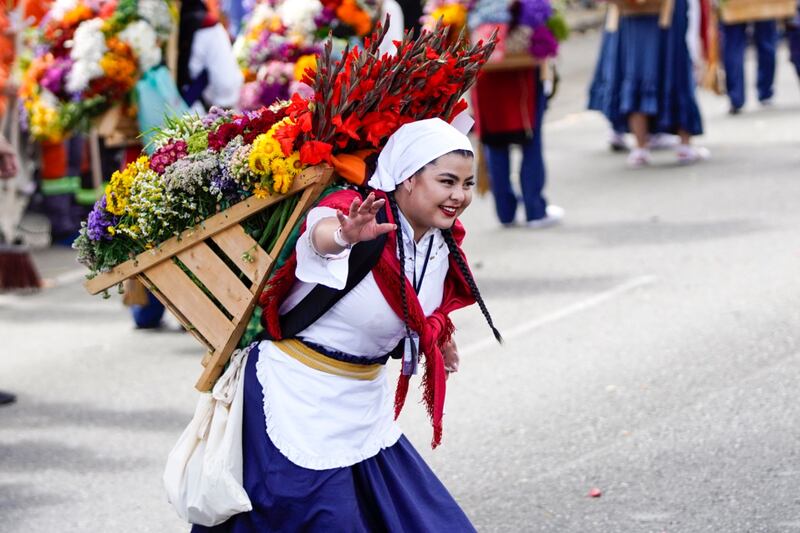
[0,246,42,291]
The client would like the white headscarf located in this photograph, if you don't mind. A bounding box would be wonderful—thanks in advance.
[367,116,474,193]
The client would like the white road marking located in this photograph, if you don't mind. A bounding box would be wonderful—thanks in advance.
[460,275,658,356]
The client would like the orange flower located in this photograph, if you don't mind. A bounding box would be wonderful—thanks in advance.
[336,0,373,37]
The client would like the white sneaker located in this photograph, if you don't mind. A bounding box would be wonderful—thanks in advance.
[676,145,710,165]
[609,132,628,152]
[527,204,564,229]
[648,133,679,150]
[627,148,651,168]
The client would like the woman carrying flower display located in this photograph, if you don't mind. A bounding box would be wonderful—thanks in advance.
[469,0,566,228]
[192,116,500,532]
[591,0,709,167]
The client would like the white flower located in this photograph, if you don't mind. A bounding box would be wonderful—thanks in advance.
[119,20,162,72]
[277,0,323,36]
[49,0,79,21]
[137,0,175,42]
[66,18,107,93]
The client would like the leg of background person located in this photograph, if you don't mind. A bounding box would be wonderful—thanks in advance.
[483,143,518,225]
[628,112,649,148]
[721,22,747,110]
[519,85,548,222]
[753,19,778,102]
[131,291,166,329]
[788,23,800,80]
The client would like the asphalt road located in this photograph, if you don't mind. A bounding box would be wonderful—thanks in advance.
[2,30,800,532]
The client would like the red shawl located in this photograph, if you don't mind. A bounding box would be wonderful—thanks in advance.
[259,189,476,447]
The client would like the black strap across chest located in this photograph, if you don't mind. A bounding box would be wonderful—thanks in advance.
[262,204,389,341]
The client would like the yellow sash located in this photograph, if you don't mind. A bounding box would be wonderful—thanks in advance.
[273,339,382,381]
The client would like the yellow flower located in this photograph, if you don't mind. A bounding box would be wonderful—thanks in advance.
[431,4,467,30]
[105,156,150,215]
[283,152,303,178]
[293,54,317,82]
[248,133,282,175]
[253,186,270,199]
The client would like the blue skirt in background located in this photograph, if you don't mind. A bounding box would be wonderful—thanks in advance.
[656,0,704,135]
[618,14,662,119]
[590,1,703,136]
[587,29,617,113]
[192,346,477,533]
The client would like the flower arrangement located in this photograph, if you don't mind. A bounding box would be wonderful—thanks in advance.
[423,0,472,43]
[232,0,381,111]
[17,0,175,142]
[75,22,496,279]
[467,0,568,60]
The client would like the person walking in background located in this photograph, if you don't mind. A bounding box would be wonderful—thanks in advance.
[178,0,243,112]
[592,0,708,168]
[475,65,564,228]
[719,13,779,113]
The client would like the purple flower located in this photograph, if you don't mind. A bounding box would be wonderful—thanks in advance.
[40,57,73,95]
[529,26,559,59]
[315,7,336,27]
[87,196,118,241]
[518,0,552,29]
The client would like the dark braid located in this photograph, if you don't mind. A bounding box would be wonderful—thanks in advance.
[386,191,414,338]
[442,229,503,343]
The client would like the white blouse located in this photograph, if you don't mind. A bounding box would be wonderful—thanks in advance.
[256,206,451,469]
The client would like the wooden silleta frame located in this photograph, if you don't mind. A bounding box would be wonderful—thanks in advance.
[84,165,336,391]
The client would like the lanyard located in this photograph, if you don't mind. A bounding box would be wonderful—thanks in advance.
[412,235,435,294]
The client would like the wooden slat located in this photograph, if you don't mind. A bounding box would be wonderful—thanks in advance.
[176,242,253,320]
[145,260,235,350]
[138,274,215,351]
[720,0,795,23]
[481,54,542,73]
[211,225,273,285]
[85,165,331,294]
[195,167,337,391]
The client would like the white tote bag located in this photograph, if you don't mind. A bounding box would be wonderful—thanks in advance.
[163,345,253,526]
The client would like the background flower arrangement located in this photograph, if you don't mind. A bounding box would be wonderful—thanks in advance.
[75,22,496,281]
[232,0,381,111]
[466,0,569,60]
[17,0,175,142]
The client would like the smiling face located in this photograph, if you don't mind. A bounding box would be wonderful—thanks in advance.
[394,151,475,241]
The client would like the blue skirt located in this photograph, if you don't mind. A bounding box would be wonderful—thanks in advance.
[591,2,703,136]
[192,345,477,533]
[656,0,703,135]
[587,29,616,113]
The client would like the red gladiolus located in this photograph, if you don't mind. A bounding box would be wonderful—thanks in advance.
[332,114,361,142]
[299,141,333,165]
[274,121,302,156]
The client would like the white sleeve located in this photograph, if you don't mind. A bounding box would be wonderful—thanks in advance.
[379,0,405,56]
[189,24,244,108]
[294,207,351,289]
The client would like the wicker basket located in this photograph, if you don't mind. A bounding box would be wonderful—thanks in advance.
[84,165,335,391]
[719,0,796,23]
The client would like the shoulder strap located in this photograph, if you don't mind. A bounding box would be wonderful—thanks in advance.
[263,200,389,340]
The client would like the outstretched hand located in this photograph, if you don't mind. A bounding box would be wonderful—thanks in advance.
[336,193,397,245]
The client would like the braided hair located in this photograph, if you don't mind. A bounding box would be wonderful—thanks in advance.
[386,191,414,341]
[386,182,502,344]
[442,229,502,343]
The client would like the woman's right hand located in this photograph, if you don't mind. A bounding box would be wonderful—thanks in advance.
[335,193,396,245]
[310,193,396,255]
